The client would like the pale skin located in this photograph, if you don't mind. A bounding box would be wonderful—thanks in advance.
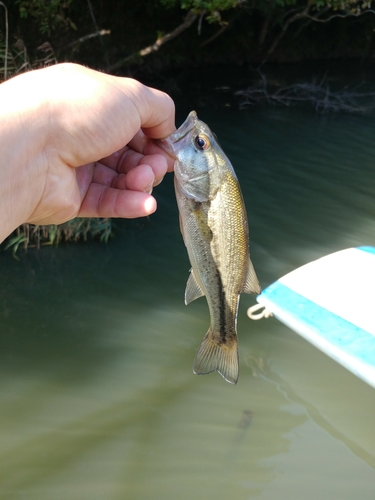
[0,63,176,244]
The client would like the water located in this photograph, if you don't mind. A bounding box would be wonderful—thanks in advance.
[1,74,375,498]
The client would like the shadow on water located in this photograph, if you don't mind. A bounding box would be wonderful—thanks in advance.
[1,67,375,499]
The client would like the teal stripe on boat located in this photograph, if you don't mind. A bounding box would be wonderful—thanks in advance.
[261,282,375,367]
[358,246,375,255]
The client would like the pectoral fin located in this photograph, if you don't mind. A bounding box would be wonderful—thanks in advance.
[185,269,205,305]
[179,214,186,246]
[242,258,261,295]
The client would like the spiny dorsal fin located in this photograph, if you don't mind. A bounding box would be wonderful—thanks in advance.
[185,269,205,305]
[193,330,239,384]
[242,258,261,295]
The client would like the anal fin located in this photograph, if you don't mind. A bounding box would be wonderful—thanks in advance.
[242,258,261,295]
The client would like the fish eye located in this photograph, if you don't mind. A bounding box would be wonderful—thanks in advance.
[194,134,210,151]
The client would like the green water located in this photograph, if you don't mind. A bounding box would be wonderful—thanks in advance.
[1,79,375,498]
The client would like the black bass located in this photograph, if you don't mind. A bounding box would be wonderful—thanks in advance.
[159,111,260,384]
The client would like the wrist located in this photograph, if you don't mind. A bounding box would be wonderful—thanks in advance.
[0,75,49,243]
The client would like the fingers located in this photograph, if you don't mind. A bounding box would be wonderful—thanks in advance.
[126,131,174,172]
[101,130,174,172]
[100,162,164,192]
[76,161,163,220]
[112,164,154,193]
[78,183,157,219]
[101,148,171,180]
[144,141,175,172]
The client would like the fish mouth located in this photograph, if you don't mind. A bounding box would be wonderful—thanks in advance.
[168,110,197,143]
[157,110,198,158]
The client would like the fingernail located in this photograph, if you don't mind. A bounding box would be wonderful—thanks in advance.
[153,176,163,187]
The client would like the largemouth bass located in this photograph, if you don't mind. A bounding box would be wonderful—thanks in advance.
[159,111,260,384]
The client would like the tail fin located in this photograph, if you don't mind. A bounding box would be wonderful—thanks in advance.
[193,330,239,384]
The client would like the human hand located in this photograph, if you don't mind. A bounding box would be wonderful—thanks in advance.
[0,63,175,242]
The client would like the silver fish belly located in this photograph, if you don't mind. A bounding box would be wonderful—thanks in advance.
[159,111,260,384]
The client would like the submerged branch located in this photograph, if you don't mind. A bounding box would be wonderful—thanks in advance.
[235,76,375,113]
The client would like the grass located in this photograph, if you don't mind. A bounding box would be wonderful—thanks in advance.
[3,219,113,257]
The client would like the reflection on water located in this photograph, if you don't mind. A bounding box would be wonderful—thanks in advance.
[1,72,375,498]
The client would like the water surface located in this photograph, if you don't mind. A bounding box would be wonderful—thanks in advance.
[1,72,375,499]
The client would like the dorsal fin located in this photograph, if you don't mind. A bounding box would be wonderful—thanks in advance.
[185,269,205,305]
[242,258,261,295]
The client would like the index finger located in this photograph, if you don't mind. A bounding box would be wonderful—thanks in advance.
[126,130,175,171]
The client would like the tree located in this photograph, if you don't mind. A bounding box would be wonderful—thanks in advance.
[2,0,375,74]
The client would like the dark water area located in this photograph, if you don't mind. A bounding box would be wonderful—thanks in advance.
[1,64,375,498]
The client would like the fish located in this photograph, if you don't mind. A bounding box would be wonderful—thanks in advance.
[158,111,260,384]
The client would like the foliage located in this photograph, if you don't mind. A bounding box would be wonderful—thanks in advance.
[15,0,75,36]
[3,0,375,68]
[161,0,239,10]
[161,0,374,17]
[156,0,375,63]
[160,0,240,22]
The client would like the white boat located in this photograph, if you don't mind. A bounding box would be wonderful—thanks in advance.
[248,246,375,389]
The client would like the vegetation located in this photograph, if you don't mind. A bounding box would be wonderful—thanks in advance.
[3,219,112,257]
[1,0,375,76]
[16,0,75,36]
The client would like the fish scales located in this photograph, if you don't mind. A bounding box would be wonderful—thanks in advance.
[159,111,260,384]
